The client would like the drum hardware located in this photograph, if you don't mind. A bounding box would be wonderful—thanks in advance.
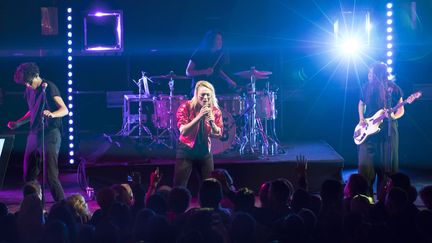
[263,81,284,154]
[235,67,272,155]
[210,109,236,155]
[150,71,190,149]
[119,71,154,139]
[234,67,284,156]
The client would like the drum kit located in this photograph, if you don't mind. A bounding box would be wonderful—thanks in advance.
[119,66,283,156]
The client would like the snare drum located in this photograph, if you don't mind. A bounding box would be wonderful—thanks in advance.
[211,109,236,154]
[248,91,277,119]
[217,94,245,115]
[153,95,187,129]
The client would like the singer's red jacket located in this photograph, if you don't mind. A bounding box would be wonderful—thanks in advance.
[176,100,223,150]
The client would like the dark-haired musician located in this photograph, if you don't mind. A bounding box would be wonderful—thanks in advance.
[357,62,404,197]
[8,62,68,202]
[186,30,237,94]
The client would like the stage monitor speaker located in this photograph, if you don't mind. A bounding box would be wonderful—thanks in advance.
[77,134,149,164]
[0,135,15,189]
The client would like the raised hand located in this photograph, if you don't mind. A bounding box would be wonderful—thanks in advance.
[296,154,308,175]
[149,167,162,188]
[199,105,211,119]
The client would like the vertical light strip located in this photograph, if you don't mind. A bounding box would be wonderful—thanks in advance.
[386,3,394,74]
[66,7,74,164]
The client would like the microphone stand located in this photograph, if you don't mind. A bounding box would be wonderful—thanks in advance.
[40,86,47,208]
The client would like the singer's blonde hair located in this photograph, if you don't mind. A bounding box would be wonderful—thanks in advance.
[191,80,219,109]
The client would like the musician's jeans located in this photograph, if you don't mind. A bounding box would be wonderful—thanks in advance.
[174,143,214,187]
[23,128,65,201]
[358,124,399,196]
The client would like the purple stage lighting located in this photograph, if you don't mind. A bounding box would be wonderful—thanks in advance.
[84,10,123,52]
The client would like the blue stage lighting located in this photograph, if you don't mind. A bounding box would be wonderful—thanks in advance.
[66,8,74,164]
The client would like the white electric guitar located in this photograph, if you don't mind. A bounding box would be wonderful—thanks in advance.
[353,91,422,145]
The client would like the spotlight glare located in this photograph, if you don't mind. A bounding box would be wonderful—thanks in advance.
[387,51,393,57]
[387,67,393,73]
[67,8,72,13]
[387,27,393,33]
[68,72,72,77]
[387,19,393,25]
[340,38,362,56]
[68,56,72,61]
[387,35,393,41]
[67,16,72,21]
[69,127,74,132]
[69,151,74,156]
[68,32,72,37]
[386,3,393,9]
[387,11,393,17]
[69,159,74,164]
[387,43,393,49]
[68,104,73,109]
[387,59,393,65]
[67,24,72,29]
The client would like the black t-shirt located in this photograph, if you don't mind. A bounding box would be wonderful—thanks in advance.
[359,81,403,141]
[359,81,403,117]
[26,80,63,133]
[190,49,228,94]
[177,119,209,159]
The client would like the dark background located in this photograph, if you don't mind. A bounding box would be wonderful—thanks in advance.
[0,0,431,169]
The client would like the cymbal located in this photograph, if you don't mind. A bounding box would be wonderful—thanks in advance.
[150,72,190,80]
[235,68,272,79]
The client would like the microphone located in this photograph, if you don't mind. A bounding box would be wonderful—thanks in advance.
[204,102,215,128]
[42,82,48,92]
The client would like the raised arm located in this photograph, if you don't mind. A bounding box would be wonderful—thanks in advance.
[186,60,213,77]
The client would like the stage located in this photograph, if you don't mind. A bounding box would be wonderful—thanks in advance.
[81,140,344,194]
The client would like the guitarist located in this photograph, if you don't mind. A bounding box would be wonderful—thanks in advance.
[357,62,404,197]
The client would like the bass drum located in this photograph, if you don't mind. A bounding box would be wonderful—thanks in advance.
[211,109,236,155]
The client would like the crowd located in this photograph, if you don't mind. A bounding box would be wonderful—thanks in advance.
[0,166,431,243]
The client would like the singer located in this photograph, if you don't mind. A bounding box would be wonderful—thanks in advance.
[8,62,68,202]
[174,81,223,187]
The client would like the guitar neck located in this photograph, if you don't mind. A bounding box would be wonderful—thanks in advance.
[390,100,408,113]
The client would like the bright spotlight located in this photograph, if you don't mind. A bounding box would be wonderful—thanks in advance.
[340,38,362,56]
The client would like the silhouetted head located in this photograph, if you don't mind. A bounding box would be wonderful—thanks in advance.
[199,178,223,208]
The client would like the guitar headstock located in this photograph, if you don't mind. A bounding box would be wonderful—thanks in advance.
[406,91,422,104]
